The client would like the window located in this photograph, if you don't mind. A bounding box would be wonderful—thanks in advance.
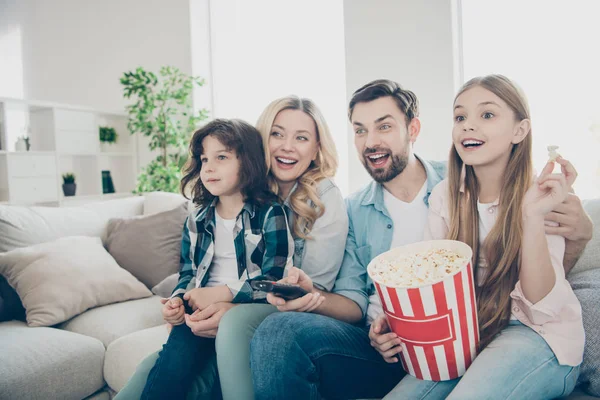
[461,0,600,199]
[205,0,349,195]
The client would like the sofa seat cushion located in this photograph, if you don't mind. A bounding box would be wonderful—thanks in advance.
[569,268,600,397]
[59,295,164,347]
[104,324,169,392]
[0,320,105,400]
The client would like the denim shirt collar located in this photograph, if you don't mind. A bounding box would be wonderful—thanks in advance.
[360,154,443,211]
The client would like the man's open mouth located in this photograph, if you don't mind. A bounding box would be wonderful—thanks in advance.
[365,153,390,167]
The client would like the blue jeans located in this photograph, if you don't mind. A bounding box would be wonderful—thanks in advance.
[250,312,406,400]
[141,304,217,400]
[384,321,580,400]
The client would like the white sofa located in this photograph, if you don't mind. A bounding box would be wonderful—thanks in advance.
[0,195,598,399]
[0,194,184,400]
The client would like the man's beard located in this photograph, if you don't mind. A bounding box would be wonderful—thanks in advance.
[363,147,409,183]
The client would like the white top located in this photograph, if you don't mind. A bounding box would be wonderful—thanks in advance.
[205,210,240,288]
[367,182,429,324]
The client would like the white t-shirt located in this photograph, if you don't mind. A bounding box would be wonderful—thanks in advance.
[205,211,240,287]
[366,182,429,324]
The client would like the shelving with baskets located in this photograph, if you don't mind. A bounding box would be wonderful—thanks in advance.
[0,97,139,206]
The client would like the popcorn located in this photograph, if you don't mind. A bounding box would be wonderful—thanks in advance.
[370,248,468,288]
[547,145,560,162]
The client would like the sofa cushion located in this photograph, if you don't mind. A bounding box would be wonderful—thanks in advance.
[59,295,164,347]
[105,203,188,289]
[569,268,600,396]
[0,236,152,327]
[152,273,179,298]
[0,320,105,400]
[0,196,144,252]
[571,198,600,275]
[104,324,169,392]
[143,191,189,216]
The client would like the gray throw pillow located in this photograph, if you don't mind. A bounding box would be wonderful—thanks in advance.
[105,203,188,289]
[570,198,600,275]
[151,273,179,298]
[569,268,600,396]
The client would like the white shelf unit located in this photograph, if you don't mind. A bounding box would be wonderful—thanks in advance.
[0,97,139,206]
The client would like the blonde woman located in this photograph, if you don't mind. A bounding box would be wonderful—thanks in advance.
[214,96,348,400]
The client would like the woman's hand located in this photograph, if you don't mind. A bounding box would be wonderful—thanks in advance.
[523,161,569,218]
[184,302,237,338]
[183,286,233,312]
[161,297,185,326]
[266,267,325,312]
[369,314,402,363]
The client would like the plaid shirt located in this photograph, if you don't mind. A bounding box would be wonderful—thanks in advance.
[171,199,294,303]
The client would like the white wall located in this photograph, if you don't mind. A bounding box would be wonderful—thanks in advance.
[0,0,194,113]
[343,0,458,193]
[206,0,349,195]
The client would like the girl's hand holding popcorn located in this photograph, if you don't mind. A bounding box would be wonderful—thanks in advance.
[523,161,569,218]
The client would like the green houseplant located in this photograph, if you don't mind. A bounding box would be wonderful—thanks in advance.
[99,126,118,151]
[120,66,208,193]
[62,173,76,197]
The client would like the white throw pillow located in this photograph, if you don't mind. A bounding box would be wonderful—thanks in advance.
[0,236,152,327]
[143,191,190,216]
[0,196,144,253]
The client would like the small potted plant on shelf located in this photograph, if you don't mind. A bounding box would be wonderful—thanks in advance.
[62,173,76,197]
[99,126,118,152]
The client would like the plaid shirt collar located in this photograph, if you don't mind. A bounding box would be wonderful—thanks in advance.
[194,198,257,228]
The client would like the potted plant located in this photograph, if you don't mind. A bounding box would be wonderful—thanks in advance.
[121,66,208,193]
[99,126,118,152]
[62,173,76,197]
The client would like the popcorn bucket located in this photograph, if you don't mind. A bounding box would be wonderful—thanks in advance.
[367,240,479,381]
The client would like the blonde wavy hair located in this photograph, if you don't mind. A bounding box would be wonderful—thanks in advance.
[447,75,533,350]
[256,96,338,239]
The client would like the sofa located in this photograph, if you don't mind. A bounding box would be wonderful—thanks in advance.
[0,193,189,399]
[0,194,598,400]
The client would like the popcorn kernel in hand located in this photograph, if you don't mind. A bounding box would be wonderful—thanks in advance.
[547,145,560,162]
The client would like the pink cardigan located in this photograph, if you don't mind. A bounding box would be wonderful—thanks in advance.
[424,179,584,366]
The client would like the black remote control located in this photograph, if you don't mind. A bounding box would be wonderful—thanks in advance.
[250,280,310,300]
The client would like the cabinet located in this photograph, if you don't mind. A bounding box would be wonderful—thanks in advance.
[0,98,140,205]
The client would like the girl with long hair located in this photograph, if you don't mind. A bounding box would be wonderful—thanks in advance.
[386,75,584,399]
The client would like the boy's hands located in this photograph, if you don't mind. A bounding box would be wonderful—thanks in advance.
[183,286,233,312]
[266,267,325,312]
[369,314,403,363]
[161,297,185,326]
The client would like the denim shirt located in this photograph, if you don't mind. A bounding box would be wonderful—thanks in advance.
[332,155,447,320]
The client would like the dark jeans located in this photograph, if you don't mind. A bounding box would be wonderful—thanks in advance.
[250,312,405,400]
[141,304,216,400]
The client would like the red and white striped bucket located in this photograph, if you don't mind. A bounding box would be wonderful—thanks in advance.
[368,240,479,381]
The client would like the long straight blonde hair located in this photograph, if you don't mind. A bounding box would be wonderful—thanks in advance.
[447,75,533,349]
[256,96,338,239]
